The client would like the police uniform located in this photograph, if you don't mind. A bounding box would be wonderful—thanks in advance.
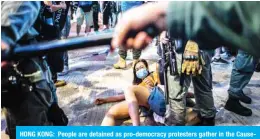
[1,1,55,138]
[118,1,144,60]
[164,40,216,125]
[165,1,260,119]
[225,50,257,116]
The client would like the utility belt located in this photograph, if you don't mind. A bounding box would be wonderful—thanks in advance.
[1,57,47,109]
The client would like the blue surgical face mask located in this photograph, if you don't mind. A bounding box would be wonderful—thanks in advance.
[136,68,149,79]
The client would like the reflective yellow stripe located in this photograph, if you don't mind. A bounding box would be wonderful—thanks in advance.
[23,71,43,83]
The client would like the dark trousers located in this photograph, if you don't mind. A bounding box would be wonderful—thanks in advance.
[228,50,256,97]
[46,52,64,82]
[93,9,99,31]
[167,51,216,125]
[5,58,55,139]
[40,36,64,82]
[103,2,111,25]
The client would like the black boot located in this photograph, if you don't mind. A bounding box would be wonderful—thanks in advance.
[196,114,215,126]
[230,91,252,104]
[224,97,252,116]
[186,98,196,107]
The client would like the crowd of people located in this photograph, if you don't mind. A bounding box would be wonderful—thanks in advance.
[1,1,260,139]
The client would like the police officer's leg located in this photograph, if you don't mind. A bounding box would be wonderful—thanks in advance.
[113,47,127,69]
[192,51,216,125]
[46,52,64,82]
[225,50,255,116]
[132,49,142,66]
[165,54,186,125]
[6,58,54,139]
[182,75,196,108]
[6,79,53,139]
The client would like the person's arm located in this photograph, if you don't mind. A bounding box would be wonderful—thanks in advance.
[44,1,66,12]
[95,94,125,105]
[166,1,260,57]
[1,1,41,47]
[104,95,125,103]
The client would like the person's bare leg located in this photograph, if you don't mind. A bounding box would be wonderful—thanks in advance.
[101,101,129,126]
[85,25,90,35]
[124,85,150,126]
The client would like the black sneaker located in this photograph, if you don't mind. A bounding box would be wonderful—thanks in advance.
[5,128,9,135]
[195,114,215,126]
[224,97,252,116]
[212,57,229,64]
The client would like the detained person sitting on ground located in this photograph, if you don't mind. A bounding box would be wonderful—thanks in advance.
[99,59,166,126]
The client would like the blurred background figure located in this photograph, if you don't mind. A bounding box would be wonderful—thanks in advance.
[101,1,112,31]
[59,1,74,76]
[211,47,236,64]
[211,47,229,64]
[36,1,69,87]
[92,1,100,32]
[76,1,93,36]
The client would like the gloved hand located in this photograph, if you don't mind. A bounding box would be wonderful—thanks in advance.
[181,40,203,75]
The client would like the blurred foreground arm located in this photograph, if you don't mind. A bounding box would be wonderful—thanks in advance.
[112,2,260,57]
[167,1,260,57]
[1,1,40,47]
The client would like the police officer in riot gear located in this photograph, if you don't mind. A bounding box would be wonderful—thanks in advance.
[1,1,67,138]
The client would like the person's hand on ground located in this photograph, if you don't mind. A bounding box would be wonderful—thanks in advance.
[111,2,168,51]
[95,98,107,105]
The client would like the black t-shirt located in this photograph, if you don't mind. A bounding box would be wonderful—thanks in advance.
[53,1,70,30]
[41,2,52,18]
[35,1,69,41]
[78,1,92,12]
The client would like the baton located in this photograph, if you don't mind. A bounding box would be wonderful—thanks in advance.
[2,32,113,61]
[2,25,159,61]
